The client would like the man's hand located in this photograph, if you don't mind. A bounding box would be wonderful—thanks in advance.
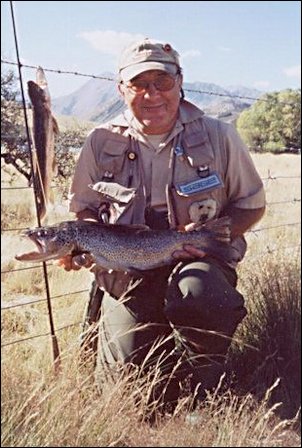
[172,222,207,260]
[55,210,98,271]
[172,245,206,260]
[56,253,95,271]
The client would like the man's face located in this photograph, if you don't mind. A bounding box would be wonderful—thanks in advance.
[119,70,183,135]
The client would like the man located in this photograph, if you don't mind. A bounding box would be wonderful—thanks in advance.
[60,38,265,408]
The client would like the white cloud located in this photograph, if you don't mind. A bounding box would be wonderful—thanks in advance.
[78,30,145,55]
[283,64,301,78]
[253,80,270,89]
[182,49,201,59]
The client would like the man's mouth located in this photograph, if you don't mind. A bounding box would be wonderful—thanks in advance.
[143,104,165,113]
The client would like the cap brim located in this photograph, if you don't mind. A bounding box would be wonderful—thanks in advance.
[120,62,178,82]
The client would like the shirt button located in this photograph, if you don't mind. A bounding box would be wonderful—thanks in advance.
[128,152,137,160]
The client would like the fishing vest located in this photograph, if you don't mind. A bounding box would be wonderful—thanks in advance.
[70,101,265,296]
[88,113,229,230]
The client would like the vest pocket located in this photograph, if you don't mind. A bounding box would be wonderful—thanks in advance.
[96,140,129,175]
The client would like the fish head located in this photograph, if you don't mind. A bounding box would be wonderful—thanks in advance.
[27,80,49,106]
[15,224,75,262]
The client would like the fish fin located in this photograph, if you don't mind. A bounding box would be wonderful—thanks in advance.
[199,216,231,243]
[52,116,59,135]
[71,221,151,233]
[125,267,144,277]
[104,223,151,232]
[202,216,231,230]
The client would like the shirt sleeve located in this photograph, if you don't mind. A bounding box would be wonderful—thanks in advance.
[68,130,102,214]
[222,123,266,209]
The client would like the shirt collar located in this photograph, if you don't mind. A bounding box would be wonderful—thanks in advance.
[110,100,205,143]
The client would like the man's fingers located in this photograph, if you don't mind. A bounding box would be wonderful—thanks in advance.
[183,245,207,258]
[55,253,94,271]
[55,255,73,271]
[72,253,94,268]
[172,245,207,260]
[172,250,194,259]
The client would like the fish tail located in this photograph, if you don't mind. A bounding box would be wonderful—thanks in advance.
[201,216,231,243]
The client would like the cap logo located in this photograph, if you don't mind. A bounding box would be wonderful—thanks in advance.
[163,43,172,52]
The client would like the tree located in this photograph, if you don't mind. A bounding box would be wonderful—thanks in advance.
[1,69,92,195]
[1,70,30,179]
[54,125,93,197]
[236,89,301,153]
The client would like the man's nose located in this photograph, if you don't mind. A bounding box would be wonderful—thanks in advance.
[143,82,160,97]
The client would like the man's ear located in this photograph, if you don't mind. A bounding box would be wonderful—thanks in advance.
[118,83,125,97]
[178,74,183,87]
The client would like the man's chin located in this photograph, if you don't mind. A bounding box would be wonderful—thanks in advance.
[141,117,168,132]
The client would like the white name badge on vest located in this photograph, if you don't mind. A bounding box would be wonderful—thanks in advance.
[176,172,223,196]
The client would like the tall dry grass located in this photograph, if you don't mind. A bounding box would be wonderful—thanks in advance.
[1,154,301,446]
[1,340,300,447]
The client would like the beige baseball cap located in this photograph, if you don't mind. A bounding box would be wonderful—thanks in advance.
[118,38,181,82]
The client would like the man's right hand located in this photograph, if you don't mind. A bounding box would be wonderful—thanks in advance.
[56,210,99,271]
[56,253,95,271]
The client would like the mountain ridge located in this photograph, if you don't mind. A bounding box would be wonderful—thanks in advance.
[52,72,262,124]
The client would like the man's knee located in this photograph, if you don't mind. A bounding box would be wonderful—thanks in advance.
[164,260,247,353]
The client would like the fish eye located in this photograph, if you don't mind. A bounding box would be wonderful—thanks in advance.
[37,229,48,237]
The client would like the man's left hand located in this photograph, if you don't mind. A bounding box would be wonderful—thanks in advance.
[172,244,207,260]
[172,222,206,260]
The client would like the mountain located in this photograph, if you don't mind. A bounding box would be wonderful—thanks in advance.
[52,72,262,125]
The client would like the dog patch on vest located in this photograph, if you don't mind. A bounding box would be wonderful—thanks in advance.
[189,199,217,223]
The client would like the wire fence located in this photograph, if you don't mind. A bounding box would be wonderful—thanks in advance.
[1,58,300,107]
[1,51,301,352]
[1,204,301,348]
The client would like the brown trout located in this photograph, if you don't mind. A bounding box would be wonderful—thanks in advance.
[28,67,59,221]
[15,217,234,271]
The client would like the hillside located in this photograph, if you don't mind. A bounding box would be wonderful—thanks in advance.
[52,73,262,124]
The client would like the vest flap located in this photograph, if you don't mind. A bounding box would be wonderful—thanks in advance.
[183,132,214,167]
[102,138,129,156]
[98,138,129,173]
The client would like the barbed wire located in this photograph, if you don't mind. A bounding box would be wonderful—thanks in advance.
[1,58,299,107]
[248,222,300,234]
[1,58,301,352]
[262,171,301,180]
[2,221,300,284]
[1,237,300,347]
[1,59,115,81]
[247,244,301,260]
[1,215,301,236]
[2,173,300,193]
[1,225,38,232]
[1,264,52,274]
[1,186,34,190]
[1,321,82,348]
[1,238,300,348]
[1,289,89,310]
[267,198,300,205]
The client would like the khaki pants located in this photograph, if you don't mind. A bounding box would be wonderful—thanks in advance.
[96,257,247,404]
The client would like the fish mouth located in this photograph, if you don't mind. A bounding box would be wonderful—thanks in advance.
[27,230,49,252]
[15,230,61,262]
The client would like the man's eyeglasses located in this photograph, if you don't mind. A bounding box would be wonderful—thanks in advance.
[122,73,179,94]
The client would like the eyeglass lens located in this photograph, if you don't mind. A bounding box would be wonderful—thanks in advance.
[127,74,177,93]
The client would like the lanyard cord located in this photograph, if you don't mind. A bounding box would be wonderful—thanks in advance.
[167,132,183,228]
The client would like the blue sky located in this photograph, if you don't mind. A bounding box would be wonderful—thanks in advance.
[1,1,301,98]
